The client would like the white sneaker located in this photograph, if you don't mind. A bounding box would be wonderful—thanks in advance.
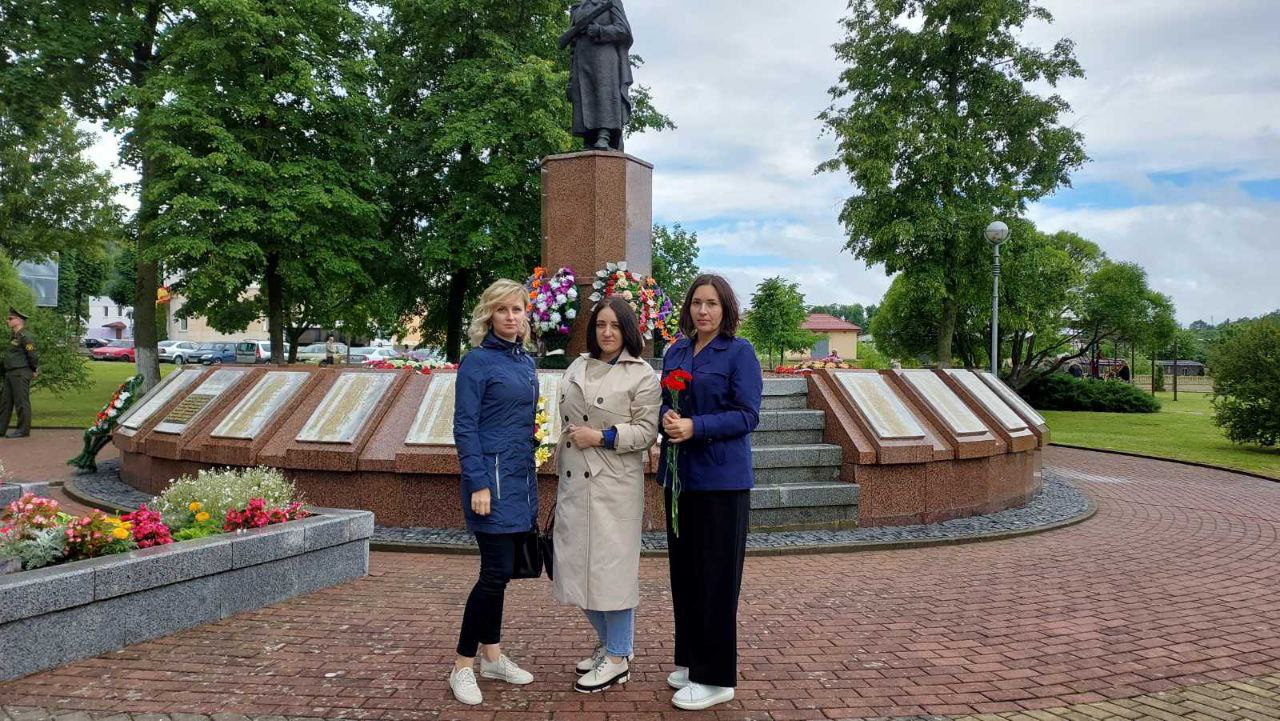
[479,653,534,685]
[574,656,630,693]
[576,644,607,673]
[448,666,482,705]
[667,665,690,690]
[672,682,734,711]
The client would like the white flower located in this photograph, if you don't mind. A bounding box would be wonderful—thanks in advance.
[617,261,628,271]
[119,392,131,401]
[568,288,578,299]
[593,280,604,290]
[623,290,633,300]
[606,262,618,272]
[554,294,566,305]
[567,308,577,319]
[550,312,561,323]
[589,292,602,302]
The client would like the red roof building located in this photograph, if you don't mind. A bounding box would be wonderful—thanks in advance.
[795,313,862,360]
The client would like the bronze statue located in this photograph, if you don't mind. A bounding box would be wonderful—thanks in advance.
[560,0,633,152]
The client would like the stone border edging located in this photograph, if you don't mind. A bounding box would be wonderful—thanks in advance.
[61,463,1096,556]
[1050,442,1280,483]
[0,506,374,682]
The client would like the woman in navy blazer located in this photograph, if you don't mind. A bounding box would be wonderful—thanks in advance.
[657,274,763,711]
[448,279,540,706]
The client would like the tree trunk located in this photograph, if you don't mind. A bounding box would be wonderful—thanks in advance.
[445,267,471,363]
[287,324,307,363]
[128,0,164,391]
[936,294,957,368]
[265,252,285,365]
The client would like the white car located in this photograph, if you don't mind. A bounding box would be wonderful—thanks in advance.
[349,347,401,364]
[159,340,202,365]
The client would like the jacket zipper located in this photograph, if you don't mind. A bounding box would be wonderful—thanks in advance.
[494,455,502,500]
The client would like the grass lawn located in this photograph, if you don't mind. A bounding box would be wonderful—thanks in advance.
[30,361,176,429]
[1043,391,1280,480]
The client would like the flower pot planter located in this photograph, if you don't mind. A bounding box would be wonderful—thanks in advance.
[0,506,373,681]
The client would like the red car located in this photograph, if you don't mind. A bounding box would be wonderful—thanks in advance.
[92,339,136,362]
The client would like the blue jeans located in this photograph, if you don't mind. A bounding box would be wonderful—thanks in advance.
[584,608,635,657]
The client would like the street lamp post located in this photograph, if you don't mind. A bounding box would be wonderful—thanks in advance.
[984,221,1010,375]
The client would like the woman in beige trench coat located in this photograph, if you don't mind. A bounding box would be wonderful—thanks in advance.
[554,296,660,694]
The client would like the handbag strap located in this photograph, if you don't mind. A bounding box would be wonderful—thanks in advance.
[542,501,557,534]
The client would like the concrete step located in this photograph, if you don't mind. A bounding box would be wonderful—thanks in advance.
[761,394,808,410]
[756,409,825,431]
[749,481,860,530]
[754,465,841,485]
[762,377,808,396]
[751,444,841,469]
[752,429,825,446]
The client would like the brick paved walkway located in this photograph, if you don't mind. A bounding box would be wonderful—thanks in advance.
[2,446,1279,720]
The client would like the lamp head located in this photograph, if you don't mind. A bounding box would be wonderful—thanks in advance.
[984,220,1010,246]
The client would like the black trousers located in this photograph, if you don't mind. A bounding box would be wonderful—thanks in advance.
[456,531,519,658]
[0,370,32,435]
[666,488,749,688]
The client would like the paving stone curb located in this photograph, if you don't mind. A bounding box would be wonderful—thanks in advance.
[1049,442,1280,484]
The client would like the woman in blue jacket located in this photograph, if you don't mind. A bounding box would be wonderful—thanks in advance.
[657,274,763,711]
[448,279,540,706]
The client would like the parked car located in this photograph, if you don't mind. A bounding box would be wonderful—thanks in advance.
[404,347,444,363]
[159,340,202,364]
[82,338,110,350]
[194,342,237,365]
[349,347,401,364]
[92,340,136,362]
[296,341,348,364]
[234,340,291,364]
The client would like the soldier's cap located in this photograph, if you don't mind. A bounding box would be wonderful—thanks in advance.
[8,306,28,321]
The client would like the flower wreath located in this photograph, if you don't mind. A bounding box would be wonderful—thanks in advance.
[526,266,579,338]
[68,374,145,472]
[589,262,676,342]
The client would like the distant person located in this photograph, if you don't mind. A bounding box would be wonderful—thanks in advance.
[1118,360,1131,382]
[1,307,38,439]
[1068,363,1083,379]
[323,334,339,366]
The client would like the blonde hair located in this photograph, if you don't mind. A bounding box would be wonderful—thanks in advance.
[468,279,533,349]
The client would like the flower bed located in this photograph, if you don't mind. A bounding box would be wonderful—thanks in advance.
[774,355,860,375]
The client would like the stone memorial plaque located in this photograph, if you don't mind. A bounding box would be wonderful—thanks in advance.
[832,371,926,440]
[211,371,309,440]
[297,372,395,444]
[977,371,1046,426]
[154,369,249,434]
[946,369,1028,432]
[538,371,564,443]
[900,370,988,437]
[120,368,199,430]
[405,373,457,446]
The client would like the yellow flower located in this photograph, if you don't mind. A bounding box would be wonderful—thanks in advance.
[195,511,211,523]
[111,527,130,540]
[189,501,203,512]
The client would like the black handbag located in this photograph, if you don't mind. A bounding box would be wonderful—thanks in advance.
[539,504,556,581]
[511,504,556,580]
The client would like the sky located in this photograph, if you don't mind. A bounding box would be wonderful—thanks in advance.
[87,0,1279,325]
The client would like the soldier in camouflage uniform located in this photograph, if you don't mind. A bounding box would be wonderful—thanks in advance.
[1,307,38,438]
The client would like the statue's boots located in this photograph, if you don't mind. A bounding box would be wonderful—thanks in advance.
[593,129,612,150]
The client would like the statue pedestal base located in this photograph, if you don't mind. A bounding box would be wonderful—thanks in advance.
[541,150,653,357]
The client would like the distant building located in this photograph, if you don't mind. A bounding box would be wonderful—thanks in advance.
[1155,360,1207,376]
[86,296,133,340]
[795,313,861,360]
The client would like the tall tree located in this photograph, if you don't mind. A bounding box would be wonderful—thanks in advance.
[1,0,177,389]
[377,0,672,361]
[651,222,701,307]
[820,0,1086,366]
[142,0,384,365]
[741,277,818,369]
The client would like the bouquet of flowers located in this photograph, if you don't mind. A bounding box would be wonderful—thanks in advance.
[660,369,693,536]
[364,358,457,374]
[526,266,579,348]
[68,374,146,472]
[590,262,676,342]
[533,395,555,469]
[774,354,858,375]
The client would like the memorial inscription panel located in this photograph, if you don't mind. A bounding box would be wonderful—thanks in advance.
[153,369,249,434]
[978,371,1046,426]
[946,369,1028,432]
[120,368,199,430]
[405,374,457,446]
[832,371,926,440]
[900,370,988,436]
[297,372,395,444]
[211,371,309,440]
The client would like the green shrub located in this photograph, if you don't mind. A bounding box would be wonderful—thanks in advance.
[1210,316,1280,447]
[153,466,302,529]
[0,526,67,570]
[1020,374,1161,413]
